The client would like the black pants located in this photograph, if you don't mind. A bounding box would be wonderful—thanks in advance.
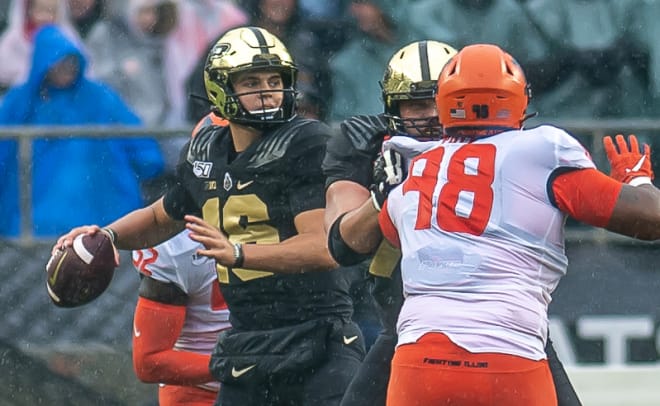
[547,336,583,406]
[215,321,365,406]
[340,333,582,406]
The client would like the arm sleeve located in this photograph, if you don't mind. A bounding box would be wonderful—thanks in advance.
[550,168,623,227]
[132,297,214,385]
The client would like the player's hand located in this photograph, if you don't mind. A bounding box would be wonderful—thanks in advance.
[342,115,389,148]
[603,134,654,185]
[53,225,120,266]
[185,214,235,266]
[370,149,406,211]
[53,225,102,255]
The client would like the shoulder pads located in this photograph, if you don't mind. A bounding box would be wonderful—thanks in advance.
[248,118,326,168]
[191,112,228,139]
[186,125,224,164]
[341,114,388,151]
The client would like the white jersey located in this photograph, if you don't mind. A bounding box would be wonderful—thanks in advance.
[132,231,231,391]
[382,126,595,360]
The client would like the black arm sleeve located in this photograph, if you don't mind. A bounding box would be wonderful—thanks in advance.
[328,213,371,266]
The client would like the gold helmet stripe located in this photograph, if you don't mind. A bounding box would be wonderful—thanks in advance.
[248,27,270,54]
[418,40,431,81]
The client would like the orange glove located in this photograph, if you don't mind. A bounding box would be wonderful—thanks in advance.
[603,134,654,186]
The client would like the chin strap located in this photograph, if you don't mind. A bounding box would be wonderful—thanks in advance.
[522,111,538,123]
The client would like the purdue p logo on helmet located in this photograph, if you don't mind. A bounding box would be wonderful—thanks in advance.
[204,27,298,128]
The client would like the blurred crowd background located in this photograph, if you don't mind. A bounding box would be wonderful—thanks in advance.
[3,0,660,238]
[0,0,657,124]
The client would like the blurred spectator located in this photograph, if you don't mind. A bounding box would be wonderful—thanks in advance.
[405,0,542,65]
[242,0,332,120]
[635,0,660,111]
[630,0,660,178]
[298,0,345,19]
[297,0,353,62]
[187,0,330,122]
[86,0,246,183]
[0,0,81,93]
[85,0,183,128]
[0,25,164,237]
[86,0,246,128]
[67,0,105,38]
[521,0,650,123]
[327,0,415,121]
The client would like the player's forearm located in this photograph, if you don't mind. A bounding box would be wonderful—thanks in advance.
[241,234,337,273]
[106,198,184,250]
[340,198,382,254]
[324,181,370,231]
[607,184,660,240]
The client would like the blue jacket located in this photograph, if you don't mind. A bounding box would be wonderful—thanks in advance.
[0,25,164,237]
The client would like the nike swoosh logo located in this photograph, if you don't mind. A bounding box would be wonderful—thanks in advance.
[231,364,256,378]
[343,335,358,345]
[134,322,141,338]
[48,251,68,286]
[236,180,254,190]
[626,155,646,173]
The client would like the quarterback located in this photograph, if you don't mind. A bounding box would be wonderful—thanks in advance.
[54,27,363,406]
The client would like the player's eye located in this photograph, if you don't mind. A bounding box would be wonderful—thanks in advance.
[268,78,283,88]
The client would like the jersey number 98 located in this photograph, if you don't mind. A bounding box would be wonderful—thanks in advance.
[402,144,496,235]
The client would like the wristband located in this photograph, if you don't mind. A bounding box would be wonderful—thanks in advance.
[370,189,383,212]
[232,243,244,268]
[102,227,118,245]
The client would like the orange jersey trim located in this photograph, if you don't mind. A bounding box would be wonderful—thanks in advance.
[191,113,228,138]
[551,168,622,228]
[132,297,214,385]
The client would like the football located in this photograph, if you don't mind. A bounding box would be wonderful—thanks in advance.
[46,232,117,308]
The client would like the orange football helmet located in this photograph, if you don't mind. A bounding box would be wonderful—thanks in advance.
[436,44,530,137]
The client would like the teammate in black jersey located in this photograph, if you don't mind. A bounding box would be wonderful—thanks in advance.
[54,27,364,406]
[324,40,583,406]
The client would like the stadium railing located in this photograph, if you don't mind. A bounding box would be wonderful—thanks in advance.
[2,119,660,245]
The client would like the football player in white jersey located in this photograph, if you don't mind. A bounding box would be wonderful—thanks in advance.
[325,39,581,406]
[336,43,660,405]
[131,229,231,405]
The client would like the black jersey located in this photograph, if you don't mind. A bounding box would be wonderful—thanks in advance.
[164,117,354,331]
[323,114,388,188]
